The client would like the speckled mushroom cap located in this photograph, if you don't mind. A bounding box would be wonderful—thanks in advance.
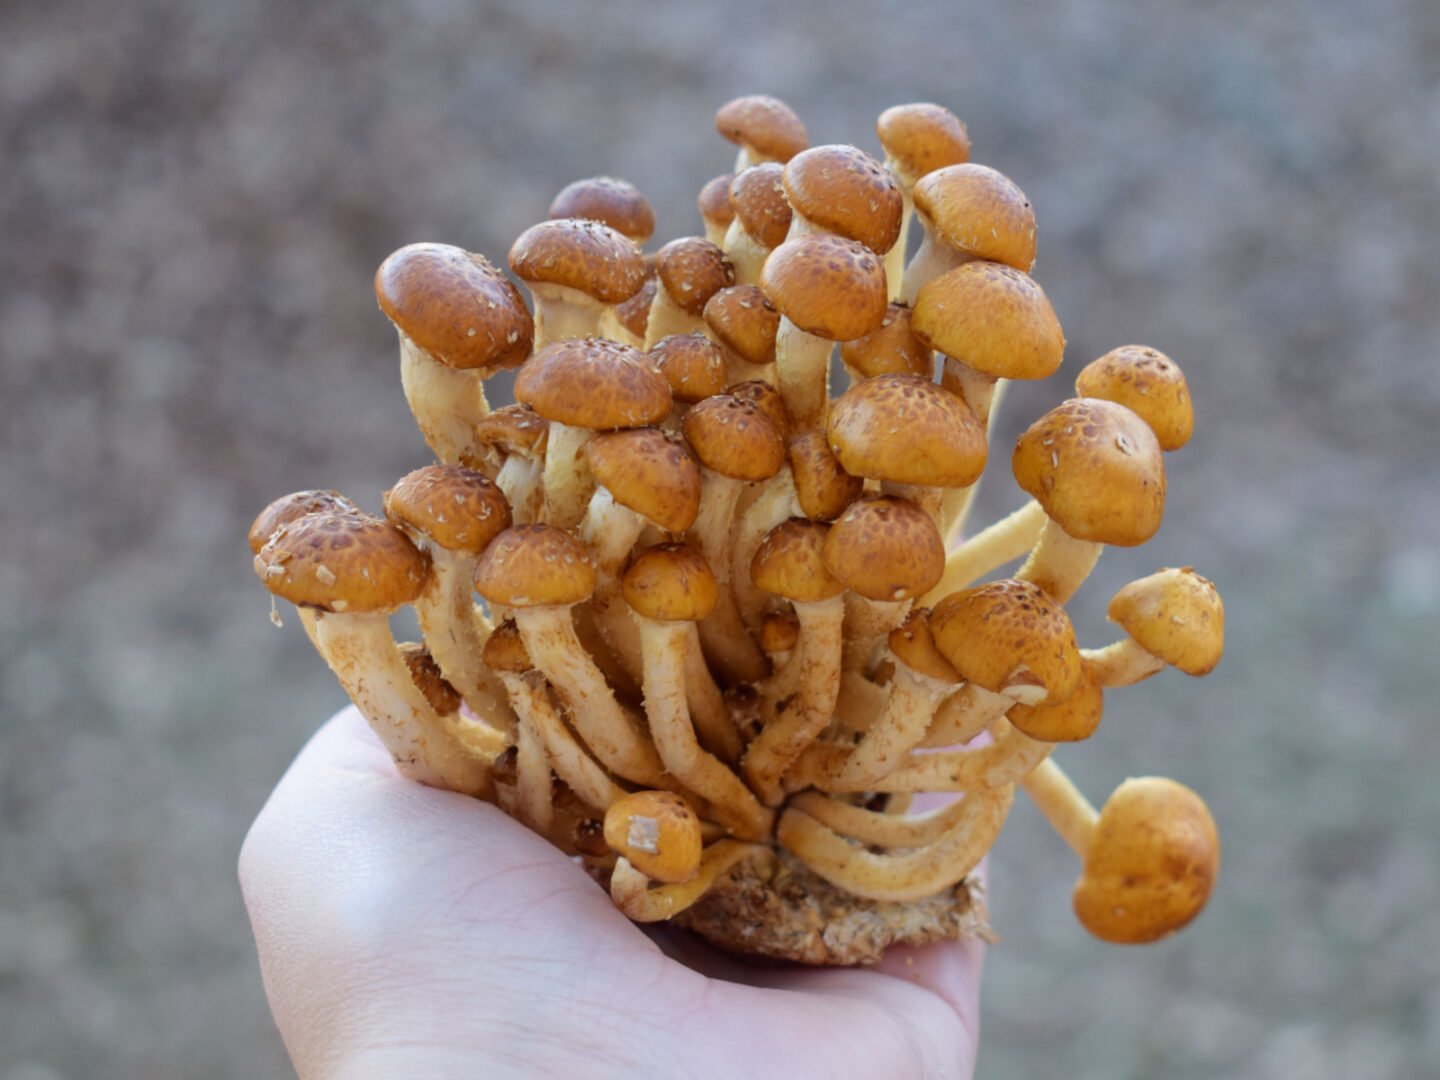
[480,618,532,674]
[788,431,863,522]
[469,403,549,460]
[1008,660,1103,742]
[760,609,800,653]
[726,380,791,441]
[254,510,430,614]
[704,286,781,367]
[929,579,1081,705]
[507,219,648,304]
[682,394,785,481]
[714,95,809,164]
[911,164,1037,272]
[875,103,972,188]
[548,177,655,245]
[1107,567,1224,676]
[1012,398,1166,547]
[374,243,534,373]
[698,173,737,234]
[382,465,512,554]
[827,374,988,488]
[1076,345,1194,452]
[912,261,1065,381]
[822,495,946,602]
[515,338,672,430]
[887,608,961,683]
[584,428,702,533]
[614,277,659,341]
[248,490,360,554]
[760,235,889,342]
[472,524,596,607]
[729,163,793,248]
[1073,777,1220,944]
[400,643,464,715]
[647,333,728,404]
[839,303,933,380]
[621,543,719,622]
[783,145,904,256]
[655,237,736,315]
[604,790,704,884]
[751,519,845,603]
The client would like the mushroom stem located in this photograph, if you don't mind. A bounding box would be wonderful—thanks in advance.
[921,500,1047,606]
[940,378,1010,546]
[513,708,554,835]
[1016,518,1104,604]
[883,186,914,302]
[919,681,1013,747]
[1082,639,1167,687]
[644,289,702,349]
[683,623,744,763]
[415,548,514,737]
[579,487,648,581]
[730,471,799,632]
[898,233,971,306]
[815,715,1051,794]
[788,790,975,848]
[609,841,771,922]
[1019,756,1097,856]
[721,219,770,287]
[539,422,595,530]
[529,284,604,348]
[498,670,626,811]
[841,595,910,673]
[942,359,999,427]
[398,333,489,464]
[693,471,767,684]
[773,317,832,432]
[495,454,544,524]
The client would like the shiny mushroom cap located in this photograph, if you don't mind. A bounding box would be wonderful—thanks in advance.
[647,333,729,404]
[548,176,655,245]
[822,495,946,602]
[584,428,702,534]
[887,608,962,683]
[704,286,781,367]
[714,95,809,164]
[912,261,1065,381]
[254,510,430,615]
[726,379,791,441]
[698,172,737,236]
[469,404,549,462]
[875,103,972,188]
[1076,345,1194,452]
[248,490,360,554]
[930,579,1081,704]
[515,338,671,430]
[760,234,889,342]
[1008,660,1103,742]
[839,303,933,380]
[508,219,647,304]
[383,465,512,554]
[604,790,704,884]
[1107,567,1224,676]
[655,237,736,315]
[751,519,845,603]
[682,394,785,482]
[788,431,863,522]
[621,543,719,623]
[827,374,988,488]
[729,163,793,248]
[472,524,596,608]
[782,144,903,255]
[911,164,1036,272]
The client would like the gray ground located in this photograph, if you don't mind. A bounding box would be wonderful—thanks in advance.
[2,1,1437,1076]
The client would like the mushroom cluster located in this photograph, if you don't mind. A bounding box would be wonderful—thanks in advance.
[251,96,1224,965]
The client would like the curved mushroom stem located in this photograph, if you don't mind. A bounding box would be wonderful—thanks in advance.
[683,622,744,764]
[513,708,554,834]
[721,220,770,287]
[816,714,1052,794]
[495,454,544,524]
[788,790,975,848]
[777,784,1013,902]
[899,233,971,305]
[1019,756,1097,855]
[498,670,626,811]
[1016,519,1103,604]
[730,471,798,632]
[883,186,914,303]
[940,377,1009,546]
[773,317,832,433]
[921,500,1047,606]
[528,283,604,348]
[919,681,1013,748]
[644,289,702,349]
[415,548,514,737]
[1082,639,1168,687]
[693,471,767,684]
[580,487,648,582]
[609,841,772,922]
[841,595,910,674]
[539,422,596,531]
[398,334,488,464]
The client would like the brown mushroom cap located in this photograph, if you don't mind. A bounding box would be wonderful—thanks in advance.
[911,164,1037,272]
[827,374,988,488]
[726,380,791,442]
[472,524,597,607]
[929,579,1081,704]
[875,103,972,187]
[515,338,672,430]
[375,243,534,373]
[704,286,781,367]
[783,145,904,256]
[469,403,549,461]
[604,790,704,884]
[682,394,785,481]
[584,428,702,534]
[548,177,656,245]
[788,431,863,522]
[714,95,809,164]
[383,465,512,554]
[839,303,933,380]
[1008,660,1103,742]
[1012,398,1167,547]
[480,618,532,674]
[912,261,1065,381]
[655,237,736,315]
[698,173,737,233]
[647,333,729,404]
[1075,345,1194,452]
[1073,777,1220,944]
[248,490,360,554]
[254,510,430,615]
[752,519,845,603]
[887,608,961,683]
[729,163,793,249]
[400,642,464,716]
[613,277,659,341]
[621,543,719,623]
[822,495,946,602]
[1107,567,1224,676]
[760,609,800,654]
[508,219,647,304]
[760,235,889,342]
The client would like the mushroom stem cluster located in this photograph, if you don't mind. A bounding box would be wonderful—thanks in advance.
[251,96,1225,964]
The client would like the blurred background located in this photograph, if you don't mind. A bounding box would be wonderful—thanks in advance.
[2,0,1436,1076]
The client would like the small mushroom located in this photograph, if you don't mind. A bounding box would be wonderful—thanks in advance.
[509,218,648,347]
[645,237,736,348]
[1075,345,1195,452]
[781,144,904,260]
[547,176,655,247]
[1085,567,1225,687]
[722,163,792,286]
[603,790,704,884]
[697,172,737,246]
[714,94,809,171]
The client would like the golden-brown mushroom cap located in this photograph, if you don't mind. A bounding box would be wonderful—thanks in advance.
[726,380,791,442]
[875,103,972,187]
[822,495,946,602]
[729,163,793,249]
[469,403,549,461]
[480,618,532,674]
[1075,345,1194,452]
[782,144,904,255]
[584,428,702,534]
[254,511,430,615]
[681,394,785,482]
[1107,567,1224,676]
[508,219,648,304]
[911,164,1036,272]
[472,524,597,608]
[760,235,889,342]
[1072,777,1220,944]
[930,579,1081,704]
[752,519,845,603]
[248,490,360,555]
[1008,660,1103,742]
[613,277,659,341]
[887,608,961,683]
[400,642,464,716]
[515,338,672,430]
[760,609,800,654]
[647,333,729,404]
[714,95,809,164]
[383,465,512,554]
[375,243,534,373]
[912,261,1065,381]
[548,177,655,245]
[839,303,933,380]
[698,173,737,234]
[655,237,736,315]
[604,790,704,884]
[788,431,863,522]
[1012,398,1167,547]
[704,286,781,367]
[621,543,719,623]
[827,374,988,488]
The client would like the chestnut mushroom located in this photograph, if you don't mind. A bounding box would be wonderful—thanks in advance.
[1085,567,1225,686]
[509,218,648,347]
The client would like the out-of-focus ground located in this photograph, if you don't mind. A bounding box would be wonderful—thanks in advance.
[2,0,1437,1076]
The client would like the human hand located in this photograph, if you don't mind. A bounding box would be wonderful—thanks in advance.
[240,707,984,1078]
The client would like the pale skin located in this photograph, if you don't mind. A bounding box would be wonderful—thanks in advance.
[241,708,985,1079]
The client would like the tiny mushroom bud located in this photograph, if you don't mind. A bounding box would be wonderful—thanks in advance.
[1087,567,1225,686]
[714,94,809,171]
[647,332,729,409]
[646,237,736,348]
[704,285,781,386]
[548,176,656,246]
[698,172,737,246]
[1075,345,1194,452]
[604,790,704,884]
[466,404,549,524]
[722,163,793,285]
